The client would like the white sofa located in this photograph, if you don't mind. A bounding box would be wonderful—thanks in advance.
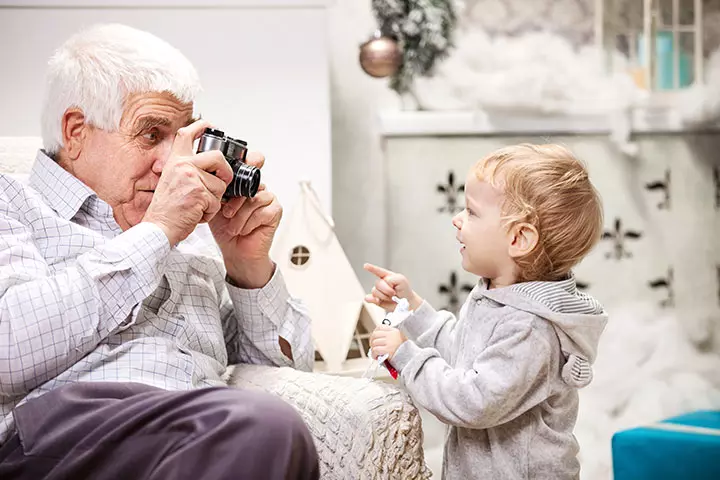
[0,137,431,480]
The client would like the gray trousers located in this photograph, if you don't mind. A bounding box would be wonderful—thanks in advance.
[0,382,320,480]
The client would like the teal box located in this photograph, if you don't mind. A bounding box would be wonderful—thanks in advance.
[637,31,692,90]
[612,411,720,480]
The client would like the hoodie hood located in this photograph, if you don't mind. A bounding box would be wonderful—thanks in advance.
[477,275,608,388]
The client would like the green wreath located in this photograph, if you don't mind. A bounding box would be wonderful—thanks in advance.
[371,0,457,94]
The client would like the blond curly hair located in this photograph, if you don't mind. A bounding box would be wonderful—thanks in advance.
[474,143,604,282]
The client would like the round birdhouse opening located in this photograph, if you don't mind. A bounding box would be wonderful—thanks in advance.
[290,245,311,268]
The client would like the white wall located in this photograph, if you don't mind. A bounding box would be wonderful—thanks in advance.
[327,0,399,288]
[0,0,332,224]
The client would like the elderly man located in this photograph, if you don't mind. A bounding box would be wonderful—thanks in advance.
[0,23,319,479]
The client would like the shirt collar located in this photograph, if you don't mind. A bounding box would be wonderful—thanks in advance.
[28,150,101,220]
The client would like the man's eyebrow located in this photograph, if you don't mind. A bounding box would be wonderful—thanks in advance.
[133,115,172,134]
[185,116,200,127]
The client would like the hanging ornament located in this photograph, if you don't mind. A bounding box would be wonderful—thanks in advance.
[358,30,402,79]
[369,0,457,94]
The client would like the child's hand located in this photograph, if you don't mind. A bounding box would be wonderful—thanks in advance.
[370,325,407,360]
[363,263,423,311]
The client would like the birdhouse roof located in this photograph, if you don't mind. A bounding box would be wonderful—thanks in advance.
[270,181,385,372]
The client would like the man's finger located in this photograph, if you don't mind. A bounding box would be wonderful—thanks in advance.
[171,119,212,156]
[225,192,274,236]
[198,169,229,200]
[239,201,281,236]
[364,263,392,279]
[200,194,222,223]
[221,197,247,218]
[192,151,233,185]
[245,151,265,169]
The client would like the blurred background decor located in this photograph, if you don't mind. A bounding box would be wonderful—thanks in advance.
[360,0,457,103]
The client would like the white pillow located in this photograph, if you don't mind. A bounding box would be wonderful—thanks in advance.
[0,136,42,177]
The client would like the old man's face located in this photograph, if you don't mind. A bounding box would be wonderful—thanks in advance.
[74,91,195,230]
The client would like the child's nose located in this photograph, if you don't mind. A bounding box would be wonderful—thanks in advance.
[452,213,463,229]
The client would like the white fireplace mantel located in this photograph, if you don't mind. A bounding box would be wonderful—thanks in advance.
[378,109,720,137]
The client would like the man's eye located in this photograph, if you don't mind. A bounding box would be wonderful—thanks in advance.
[141,131,160,143]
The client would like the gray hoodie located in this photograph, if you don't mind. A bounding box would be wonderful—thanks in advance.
[391,275,607,480]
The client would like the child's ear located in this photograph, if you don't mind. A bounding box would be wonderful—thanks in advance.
[508,222,539,258]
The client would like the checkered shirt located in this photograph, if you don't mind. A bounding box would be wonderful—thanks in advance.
[0,150,314,444]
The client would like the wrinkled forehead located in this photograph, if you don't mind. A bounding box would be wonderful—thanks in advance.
[120,91,195,129]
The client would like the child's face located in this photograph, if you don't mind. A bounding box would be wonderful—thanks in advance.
[452,174,512,279]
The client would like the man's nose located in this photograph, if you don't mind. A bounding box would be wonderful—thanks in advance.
[151,142,173,174]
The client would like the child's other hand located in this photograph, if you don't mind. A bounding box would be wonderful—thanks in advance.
[370,325,407,360]
[363,263,423,311]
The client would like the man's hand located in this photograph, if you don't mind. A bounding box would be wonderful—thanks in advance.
[364,263,423,311]
[143,120,233,246]
[209,152,282,289]
[370,325,407,360]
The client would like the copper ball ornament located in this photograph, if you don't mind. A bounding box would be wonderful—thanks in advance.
[359,34,402,78]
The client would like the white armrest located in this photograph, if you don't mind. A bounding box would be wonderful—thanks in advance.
[0,136,42,175]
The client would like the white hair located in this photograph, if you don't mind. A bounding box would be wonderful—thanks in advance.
[41,23,202,154]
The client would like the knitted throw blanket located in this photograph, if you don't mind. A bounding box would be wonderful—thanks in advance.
[227,364,432,479]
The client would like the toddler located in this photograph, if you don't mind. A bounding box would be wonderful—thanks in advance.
[365,144,607,480]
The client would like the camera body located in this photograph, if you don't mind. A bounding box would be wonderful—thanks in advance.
[196,128,260,199]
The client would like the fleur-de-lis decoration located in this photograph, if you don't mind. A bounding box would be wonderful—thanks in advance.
[714,167,720,210]
[645,169,670,210]
[602,218,642,260]
[437,171,465,214]
[438,271,474,314]
[648,267,674,308]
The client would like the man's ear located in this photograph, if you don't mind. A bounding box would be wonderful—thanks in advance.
[508,222,539,258]
[61,108,87,161]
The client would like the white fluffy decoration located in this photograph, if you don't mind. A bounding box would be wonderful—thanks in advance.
[677,47,720,126]
[411,29,646,156]
[575,302,720,480]
[413,29,645,115]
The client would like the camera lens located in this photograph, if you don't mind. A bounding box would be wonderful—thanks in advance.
[226,164,261,198]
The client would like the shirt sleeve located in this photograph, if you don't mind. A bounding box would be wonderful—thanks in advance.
[390,319,553,429]
[220,266,314,372]
[0,206,170,396]
[398,300,460,360]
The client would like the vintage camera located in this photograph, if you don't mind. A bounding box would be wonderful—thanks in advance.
[196,128,260,199]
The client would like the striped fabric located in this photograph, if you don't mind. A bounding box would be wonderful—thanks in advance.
[509,274,604,315]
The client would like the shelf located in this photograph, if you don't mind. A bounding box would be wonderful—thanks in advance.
[377,108,720,138]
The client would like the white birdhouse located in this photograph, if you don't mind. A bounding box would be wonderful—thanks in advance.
[270,181,386,376]
[596,0,703,93]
